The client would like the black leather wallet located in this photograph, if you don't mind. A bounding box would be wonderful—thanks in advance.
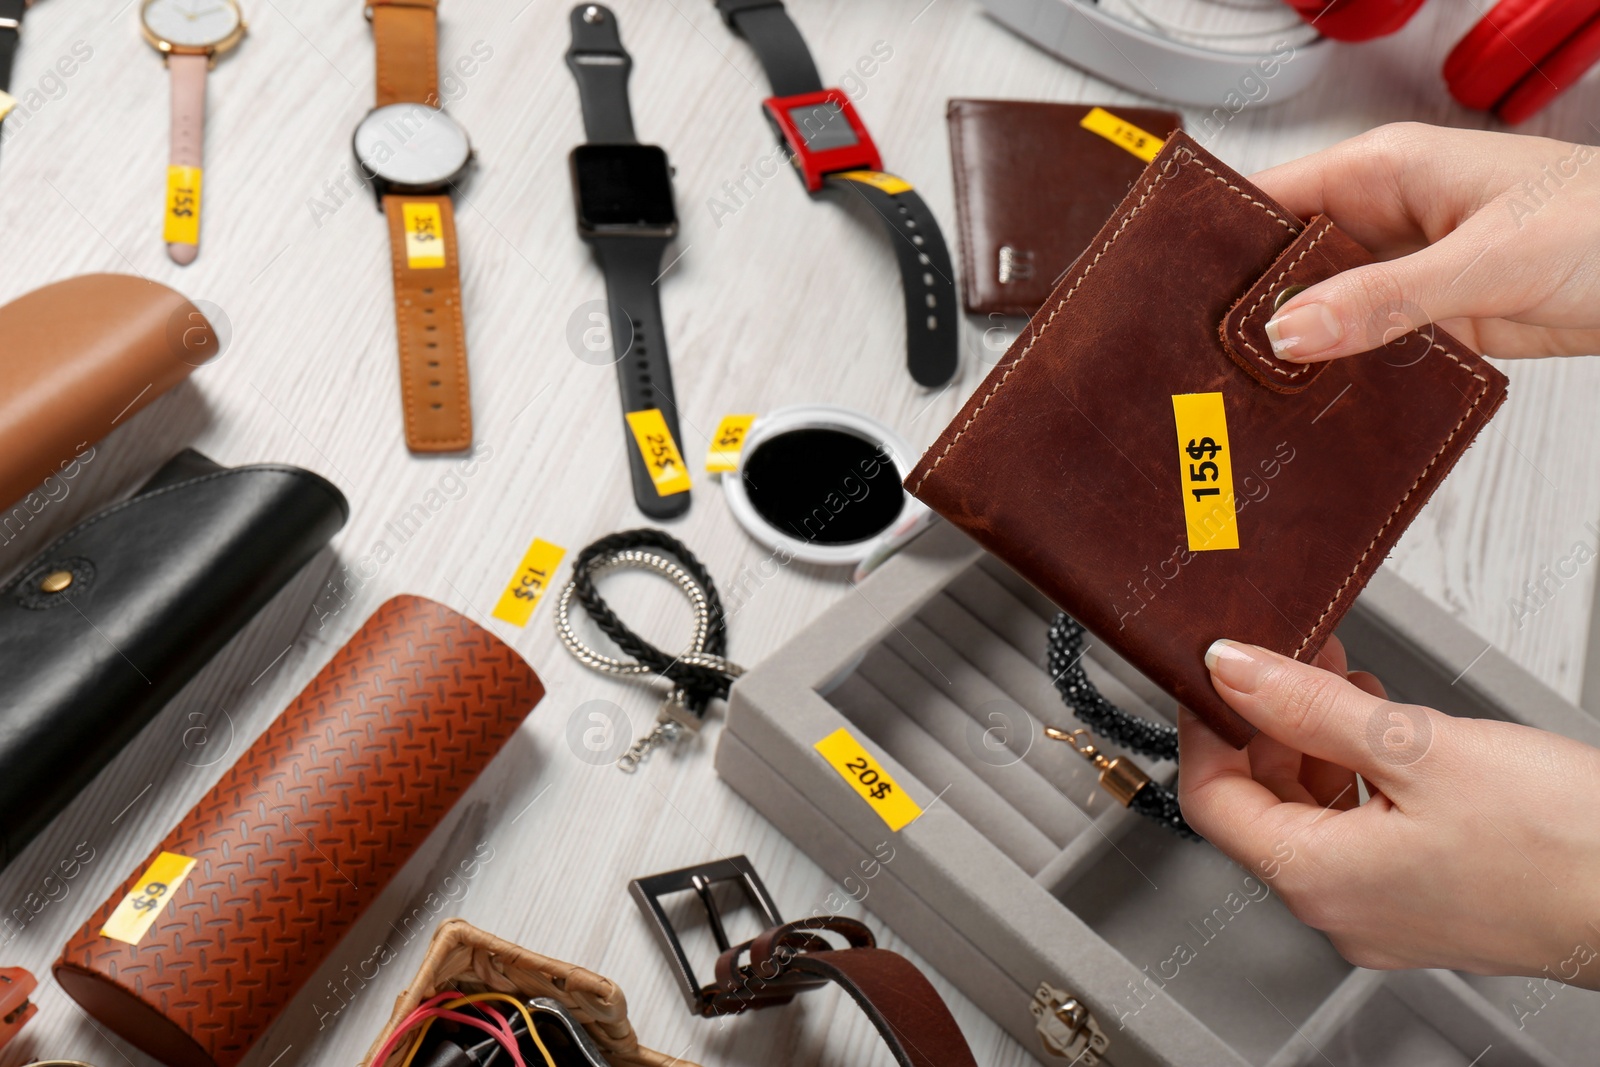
[0,449,347,866]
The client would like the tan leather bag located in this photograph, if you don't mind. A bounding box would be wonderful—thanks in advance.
[365,920,699,1067]
[0,274,209,510]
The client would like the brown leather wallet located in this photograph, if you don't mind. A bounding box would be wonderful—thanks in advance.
[0,274,208,511]
[908,132,1508,747]
[948,99,1182,317]
[54,595,544,1067]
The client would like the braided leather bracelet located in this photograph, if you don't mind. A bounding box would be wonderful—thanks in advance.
[555,529,742,772]
[1046,614,1198,840]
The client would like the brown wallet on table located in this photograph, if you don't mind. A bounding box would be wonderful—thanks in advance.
[55,595,545,1067]
[948,99,1183,316]
[908,132,1508,747]
[0,274,210,510]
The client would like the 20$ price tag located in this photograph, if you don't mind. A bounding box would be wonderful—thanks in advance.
[815,728,923,831]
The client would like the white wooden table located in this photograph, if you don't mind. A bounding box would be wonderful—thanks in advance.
[1,1,1598,1065]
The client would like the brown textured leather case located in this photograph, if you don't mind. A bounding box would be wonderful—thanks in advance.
[54,595,544,1067]
[0,274,207,511]
[907,133,1508,747]
[948,99,1182,316]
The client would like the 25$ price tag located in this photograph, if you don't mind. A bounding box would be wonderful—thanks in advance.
[625,409,691,496]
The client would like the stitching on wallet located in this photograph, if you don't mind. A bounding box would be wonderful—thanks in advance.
[1291,344,1491,660]
[912,151,1293,494]
[1232,218,1331,380]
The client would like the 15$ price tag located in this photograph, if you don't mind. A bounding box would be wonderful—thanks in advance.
[1080,107,1164,163]
[101,851,197,945]
[706,414,756,473]
[163,165,203,245]
[815,727,922,831]
[1172,392,1239,552]
[625,409,691,496]
[491,538,566,627]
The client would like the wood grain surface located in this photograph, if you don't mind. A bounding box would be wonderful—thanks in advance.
[0,1,1597,1065]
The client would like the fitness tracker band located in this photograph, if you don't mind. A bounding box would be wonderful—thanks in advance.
[354,0,474,454]
[566,3,691,520]
[713,0,958,389]
[140,0,247,266]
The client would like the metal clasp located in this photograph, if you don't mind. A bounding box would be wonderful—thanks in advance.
[1032,982,1109,1064]
[630,855,824,1015]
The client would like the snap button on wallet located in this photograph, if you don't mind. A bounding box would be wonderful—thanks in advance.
[907,133,1508,747]
[947,99,1183,316]
[54,595,545,1067]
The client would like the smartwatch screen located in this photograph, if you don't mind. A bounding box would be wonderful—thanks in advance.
[786,102,859,152]
[573,144,677,229]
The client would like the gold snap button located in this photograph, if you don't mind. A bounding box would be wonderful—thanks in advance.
[1272,284,1308,312]
[38,570,74,594]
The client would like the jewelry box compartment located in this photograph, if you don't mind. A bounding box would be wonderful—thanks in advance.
[717,521,1600,1066]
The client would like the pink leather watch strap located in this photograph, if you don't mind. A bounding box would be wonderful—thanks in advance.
[167,53,207,265]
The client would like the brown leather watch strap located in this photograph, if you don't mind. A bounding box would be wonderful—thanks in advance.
[713,917,978,1067]
[371,0,438,106]
[384,193,471,452]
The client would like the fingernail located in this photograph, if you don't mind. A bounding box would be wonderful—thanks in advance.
[1264,302,1343,361]
[1205,639,1268,694]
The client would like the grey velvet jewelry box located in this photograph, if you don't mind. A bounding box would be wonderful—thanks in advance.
[717,520,1600,1066]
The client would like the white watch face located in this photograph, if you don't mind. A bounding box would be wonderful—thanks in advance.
[354,104,472,189]
[142,0,243,49]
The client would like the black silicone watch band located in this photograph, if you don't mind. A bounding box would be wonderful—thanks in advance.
[565,3,635,143]
[827,174,960,388]
[592,235,690,520]
[567,4,690,520]
[715,0,821,97]
[0,0,26,171]
[714,0,959,388]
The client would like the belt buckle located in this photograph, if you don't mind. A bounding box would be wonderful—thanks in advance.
[629,855,819,1016]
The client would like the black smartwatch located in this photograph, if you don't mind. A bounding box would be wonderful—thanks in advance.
[713,0,958,388]
[0,0,30,171]
[566,2,691,521]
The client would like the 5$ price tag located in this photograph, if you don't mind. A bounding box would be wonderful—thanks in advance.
[706,414,756,473]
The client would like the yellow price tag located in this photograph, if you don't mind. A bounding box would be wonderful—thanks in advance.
[0,91,16,123]
[625,409,691,497]
[491,538,567,627]
[706,414,757,473]
[403,202,447,269]
[833,170,913,195]
[100,851,197,945]
[1172,392,1239,552]
[163,165,203,245]
[1080,107,1165,163]
[814,727,923,831]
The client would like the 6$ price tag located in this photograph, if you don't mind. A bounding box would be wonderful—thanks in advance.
[101,851,197,945]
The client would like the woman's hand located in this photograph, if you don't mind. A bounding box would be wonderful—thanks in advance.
[1249,122,1600,362]
[1178,636,1600,987]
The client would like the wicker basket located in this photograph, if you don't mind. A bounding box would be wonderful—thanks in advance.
[363,919,698,1067]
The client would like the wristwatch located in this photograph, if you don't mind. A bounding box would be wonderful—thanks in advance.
[713,0,958,388]
[0,0,32,171]
[565,3,691,520]
[632,857,995,1067]
[140,0,246,266]
[353,0,474,454]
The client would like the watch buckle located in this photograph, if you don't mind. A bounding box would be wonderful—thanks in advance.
[1032,982,1110,1064]
[630,855,794,1016]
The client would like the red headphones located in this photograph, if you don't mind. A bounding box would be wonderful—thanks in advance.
[1285,0,1600,124]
